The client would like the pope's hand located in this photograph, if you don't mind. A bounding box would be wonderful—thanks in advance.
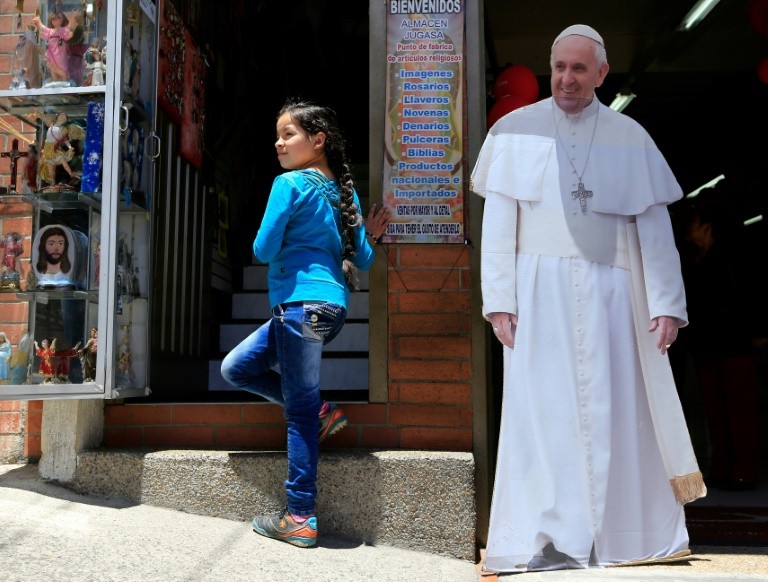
[649,315,680,355]
[488,312,517,348]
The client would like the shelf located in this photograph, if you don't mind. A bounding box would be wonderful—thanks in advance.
[21,192,101,214]
[15,290,99,303]
[0,87,106,122]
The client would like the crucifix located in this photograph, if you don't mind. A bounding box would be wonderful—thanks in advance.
[0,139,29,194]
[571,181,593,215]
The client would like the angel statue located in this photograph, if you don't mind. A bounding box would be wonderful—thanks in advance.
[30,110,87,191]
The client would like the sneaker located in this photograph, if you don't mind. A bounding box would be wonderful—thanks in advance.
[319,402,347,443]
[252,510,317,548]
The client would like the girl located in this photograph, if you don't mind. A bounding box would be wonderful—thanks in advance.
[221,99,390,548]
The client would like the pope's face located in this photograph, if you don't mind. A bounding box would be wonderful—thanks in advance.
[550,35,609,114]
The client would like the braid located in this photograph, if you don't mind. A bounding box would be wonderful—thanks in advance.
[279,98,363,291]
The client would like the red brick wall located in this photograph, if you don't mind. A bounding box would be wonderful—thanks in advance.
[0,193,35,462]
[104,244,475,452]
[0,399,42,461]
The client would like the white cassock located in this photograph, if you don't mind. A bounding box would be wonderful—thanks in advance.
[471,97,706,573]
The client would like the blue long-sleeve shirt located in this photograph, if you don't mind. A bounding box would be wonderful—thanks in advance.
[254,169,375,309]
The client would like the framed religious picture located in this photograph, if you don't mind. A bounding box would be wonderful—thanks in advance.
[217,225,227,260]
[218,189,228,229]
[31,224,88,290]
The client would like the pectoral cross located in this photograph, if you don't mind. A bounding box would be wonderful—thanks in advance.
[571,181,592,215]
[0,139,29,194]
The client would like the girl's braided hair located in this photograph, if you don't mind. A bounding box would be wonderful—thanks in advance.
[279,99,362,291]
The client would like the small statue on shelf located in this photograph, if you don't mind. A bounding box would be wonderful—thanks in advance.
[21,143,38,194]
[32,224,77,290]
[0,332,12,383]
[65,11,88,86]
[31,11,76,87]
[34,337,57,383]
[84,39,106,86]
[84,38,101,65]
[0,231,24,292]
[10,330,32,385]
[54,340,81,383]
[78,327,98,382]
[115,325,134,388]
[87,50,106,86]
[11,26,41,90]
[35,111,86,191]
[8,67,29,90]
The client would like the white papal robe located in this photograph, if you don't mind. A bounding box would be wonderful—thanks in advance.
[472,98,704,573]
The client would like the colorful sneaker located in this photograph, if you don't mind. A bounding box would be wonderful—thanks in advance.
[252,510,317,548]
[319,402,347,443]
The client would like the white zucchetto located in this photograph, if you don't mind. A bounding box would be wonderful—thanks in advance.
[552,24,604,47]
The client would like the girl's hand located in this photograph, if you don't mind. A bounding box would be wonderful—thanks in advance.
[366,203,391,240]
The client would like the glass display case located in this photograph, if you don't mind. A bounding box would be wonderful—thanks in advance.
[0,0,157,400]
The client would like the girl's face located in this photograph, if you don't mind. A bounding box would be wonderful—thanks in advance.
[274,113,325,171]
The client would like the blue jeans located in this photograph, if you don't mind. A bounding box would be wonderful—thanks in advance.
[220,301,346,517]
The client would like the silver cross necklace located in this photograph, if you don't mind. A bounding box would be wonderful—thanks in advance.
[552,99,600,214]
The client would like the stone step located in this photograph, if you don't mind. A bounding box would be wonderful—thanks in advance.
[71,448,476,561]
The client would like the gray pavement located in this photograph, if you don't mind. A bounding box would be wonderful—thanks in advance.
[2,463,768,582]
[0,463,476,582]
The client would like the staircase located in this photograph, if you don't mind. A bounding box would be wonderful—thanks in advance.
[207,262,371,393]
[209,164,374,394]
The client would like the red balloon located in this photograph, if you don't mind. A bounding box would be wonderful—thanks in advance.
[758,56,768,84]
[748,0,768,36]
[493,65,539,103]
[487,94,530,128]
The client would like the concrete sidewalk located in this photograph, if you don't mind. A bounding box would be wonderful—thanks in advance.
[0,463,477,582]
[2,463,767,582]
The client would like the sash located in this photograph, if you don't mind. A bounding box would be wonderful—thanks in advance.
[626,223,707,504]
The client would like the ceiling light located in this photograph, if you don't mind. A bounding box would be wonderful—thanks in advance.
[677,0,722,31]
[609,93,636,113]
[685,174,725,198]
[744,215,763,226]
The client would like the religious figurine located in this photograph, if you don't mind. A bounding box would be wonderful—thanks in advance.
[12,26,41,89]
[66,11,88,86]
[85,48,106,86]
[9,330,32,385]
[122,40,134,92]
[8,67,29,90]
[0,231,24,292]
[34,337,57,383]
[1,138,31,194]
[0,332,12,383]
[35,111,85,190]
[21,144,38,194]
[120,123,144,197]
[54,341,81,383]
[92,240,101,289]
[78,327,98,382]
[32,224,78,290]
[129,47,141,99]
[115,325,134,388]
[84,38,101,65]
[84,38,106,86]
[31,11,75,87]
